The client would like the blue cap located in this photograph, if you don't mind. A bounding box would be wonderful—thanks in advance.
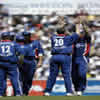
[1,32,10,37]
[16,35,24,42]
[22,31,31,36]
[10,32,15,36]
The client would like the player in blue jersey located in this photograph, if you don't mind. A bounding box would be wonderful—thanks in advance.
[44,27,81,96]
[3,32,20,96]
[72,30,91,96]
[15,34,25,87]
[21,32,44,95]
[0,32,24,97]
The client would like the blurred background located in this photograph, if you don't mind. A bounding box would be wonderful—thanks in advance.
[0,0,100,96]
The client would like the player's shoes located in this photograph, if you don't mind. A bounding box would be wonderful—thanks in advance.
[43,92,50,96]
[66,93,74,96]
[76,91,82,96]
[16,94,21,96]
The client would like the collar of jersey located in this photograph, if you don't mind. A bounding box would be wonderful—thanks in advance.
[19,42,24,45]
[57,34,66,36]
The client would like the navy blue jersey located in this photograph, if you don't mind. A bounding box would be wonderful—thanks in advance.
[23,40,44,60]
[51,33,79,54]
[0,40,24,63]
[73,35,91,57]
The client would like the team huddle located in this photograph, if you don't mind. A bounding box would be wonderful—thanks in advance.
[0,20,91,97]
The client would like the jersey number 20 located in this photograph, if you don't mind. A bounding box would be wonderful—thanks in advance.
[54,39,64,46]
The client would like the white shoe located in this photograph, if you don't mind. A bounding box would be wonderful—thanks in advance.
[73,91,77,96]
[76,91,82,96]
[66,93,74,96]
[16,95,21,96]
[44,92,50,96]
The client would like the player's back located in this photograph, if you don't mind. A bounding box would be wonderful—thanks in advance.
[0,40,18,64]
[23,40,38,57]
[51,34,73,54]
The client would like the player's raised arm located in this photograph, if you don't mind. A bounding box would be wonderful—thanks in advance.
[76,24,81,35]
[66,23,85,45]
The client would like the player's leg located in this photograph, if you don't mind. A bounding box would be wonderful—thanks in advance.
[19,63,27,95]
[61,55,73,95]
[3,77,7,96]
[78,57,87,93]
[21,62,30,95]
[26,62,36,95]
[44,56,59,95]
[0,67,6,96]
[72,60,79,92]
[8,65,23,96]
[18,64,23,88]
[21,71,27,95]
[21,61,36,95]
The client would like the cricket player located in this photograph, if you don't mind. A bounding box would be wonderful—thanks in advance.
[72,30,91,96]
[0,32,23,97]
[44,27,81,96]
[15,34,25,85]
[2,33,21,96]
[21,31,44,95]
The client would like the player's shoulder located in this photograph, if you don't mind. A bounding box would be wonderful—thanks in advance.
[51,34,57,40]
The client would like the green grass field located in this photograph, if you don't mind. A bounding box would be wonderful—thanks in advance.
[0,96,100,100]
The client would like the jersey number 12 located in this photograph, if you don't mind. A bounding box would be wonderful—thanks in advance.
[1,46,10,54]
